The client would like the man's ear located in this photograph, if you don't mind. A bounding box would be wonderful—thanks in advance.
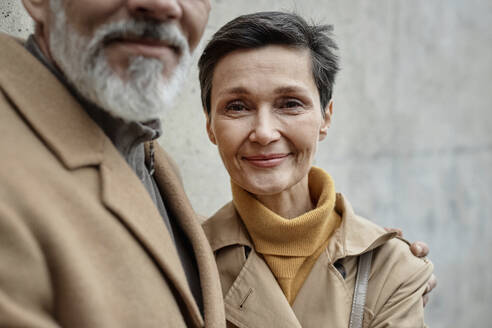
[22,0,50,26]
[205,111,217,145]
[319,99,333,141]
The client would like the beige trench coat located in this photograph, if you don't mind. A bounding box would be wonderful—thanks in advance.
[0,33,225,327]
[203,194,432,328]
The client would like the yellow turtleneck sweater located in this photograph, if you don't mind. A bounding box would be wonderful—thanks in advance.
[232,167,341,304]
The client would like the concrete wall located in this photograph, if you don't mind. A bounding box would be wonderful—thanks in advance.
[2,1,491,327]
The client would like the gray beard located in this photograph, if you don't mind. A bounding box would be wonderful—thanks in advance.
[48,0,191,122]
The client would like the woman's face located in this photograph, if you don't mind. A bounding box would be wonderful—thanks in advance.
[206,45,331,196]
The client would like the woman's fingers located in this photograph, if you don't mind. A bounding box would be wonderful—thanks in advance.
[423,274,438,307]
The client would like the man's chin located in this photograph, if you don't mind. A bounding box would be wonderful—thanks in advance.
[69,59,175,123]
[85,88,169,123]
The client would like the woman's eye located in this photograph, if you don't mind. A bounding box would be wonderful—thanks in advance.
[225,101,247,112]
[280,99,304,110]
[285,101,302,108]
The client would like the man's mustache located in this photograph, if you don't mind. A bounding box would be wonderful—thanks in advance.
[88,20,188,55]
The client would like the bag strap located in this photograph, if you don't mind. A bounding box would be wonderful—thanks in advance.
[349,250,373,328]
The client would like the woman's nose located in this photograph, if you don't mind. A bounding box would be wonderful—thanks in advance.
[248,110,281,145]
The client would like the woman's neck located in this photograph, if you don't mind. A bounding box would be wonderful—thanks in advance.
[255,176,314,219]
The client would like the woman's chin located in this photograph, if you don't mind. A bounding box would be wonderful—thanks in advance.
[250,186,286,197]
[238,179,294,197]
[233,179,281,196]
[232,169,310,197]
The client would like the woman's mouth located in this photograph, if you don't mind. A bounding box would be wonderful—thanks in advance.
[242,153,290,168]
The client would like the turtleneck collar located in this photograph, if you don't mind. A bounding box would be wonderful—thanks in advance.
[232,166,340,257]
[24,35,162,173]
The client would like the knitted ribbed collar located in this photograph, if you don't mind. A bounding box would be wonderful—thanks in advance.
[232,167,339,257]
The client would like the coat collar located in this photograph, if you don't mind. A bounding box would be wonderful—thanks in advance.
[0,33,105,170]
[204,193,397,263]
[1,33,225,327]
[202,202,253,251]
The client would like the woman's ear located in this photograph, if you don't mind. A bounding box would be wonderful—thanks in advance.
[205,112,217,145]
[22,0,50,27]
[319,99,333,141]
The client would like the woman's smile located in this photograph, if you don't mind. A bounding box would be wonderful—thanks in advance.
[242,153,291,168]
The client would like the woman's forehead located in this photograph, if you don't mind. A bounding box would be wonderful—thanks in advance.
[211,45,316,98]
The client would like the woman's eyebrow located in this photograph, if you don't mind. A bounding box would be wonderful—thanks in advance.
[217,85,308,97]
[273,86,308,95]
[217,86,250,97]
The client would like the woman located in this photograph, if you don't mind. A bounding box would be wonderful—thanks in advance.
[198,12,433,328]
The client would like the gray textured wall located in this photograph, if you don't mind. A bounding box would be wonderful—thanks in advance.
[2,1,491,327]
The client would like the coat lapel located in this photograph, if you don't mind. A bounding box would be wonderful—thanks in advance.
[292,251,352,327]
[152,144,225,328]
[223,251,301,328]
[99,142,203,327]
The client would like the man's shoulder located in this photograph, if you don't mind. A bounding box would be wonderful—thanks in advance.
[0,33,29,80]
[0,67,99,200]
[0,85,52,172]
[0,32,64,98]
[0,32,25,52]
[0,31,107,177]
[0,88,87,201]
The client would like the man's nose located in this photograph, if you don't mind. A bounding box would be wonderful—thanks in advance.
[248,109,281,146]
[127,0,182,21]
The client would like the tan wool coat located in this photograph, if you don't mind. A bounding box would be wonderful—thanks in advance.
[203,194,433,328]
[0,33,225,327]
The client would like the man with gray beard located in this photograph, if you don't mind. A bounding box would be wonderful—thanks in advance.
[0,0,225,327]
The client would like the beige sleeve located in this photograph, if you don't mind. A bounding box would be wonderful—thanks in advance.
[368,257,433,328]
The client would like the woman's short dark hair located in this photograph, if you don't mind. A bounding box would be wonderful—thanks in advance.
[198,11,339,116]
